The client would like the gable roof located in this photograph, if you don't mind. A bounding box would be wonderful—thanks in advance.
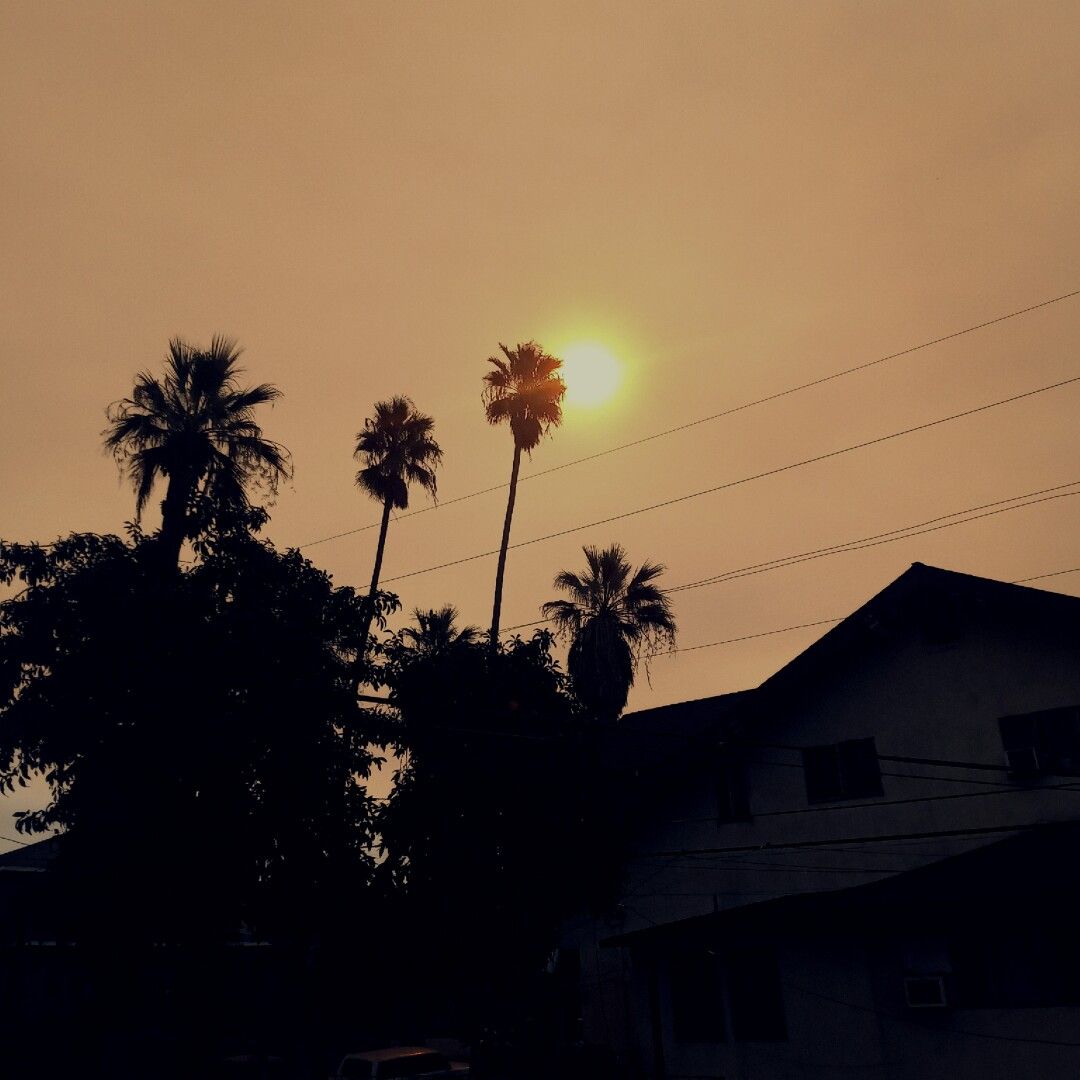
[617,562,1080,754]
[754,562,1080,703]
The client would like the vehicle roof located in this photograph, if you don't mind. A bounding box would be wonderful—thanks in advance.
[342,1047,442,1063]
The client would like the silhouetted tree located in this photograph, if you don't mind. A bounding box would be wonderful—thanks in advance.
[354,396,442,652]
[400,604,481,656]
[377,631,623,1039]
[543,543,676,721]
[0,524,393,942]
[103,337,291,570]
[482,342,565,648]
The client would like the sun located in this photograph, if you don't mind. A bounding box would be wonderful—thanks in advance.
[559,342,622,407]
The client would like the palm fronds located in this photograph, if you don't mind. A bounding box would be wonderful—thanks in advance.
[103,337,292,526]
[482,342,565,453]
[542,543,676,719]
[354,396,442,511]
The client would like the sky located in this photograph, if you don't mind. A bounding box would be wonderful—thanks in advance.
[1,1,1078,849]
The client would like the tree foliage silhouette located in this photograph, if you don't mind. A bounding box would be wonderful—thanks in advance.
[377,630,622,1035]
[400,604,481,657]
[103,337,291,570]
[354,396,442,651]
[0,524,393,942]
[543,543,676,721]
[482,342,565,647]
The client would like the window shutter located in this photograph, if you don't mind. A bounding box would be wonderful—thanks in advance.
[1037,707,1080,772]
[838,737,883,798]
[999,713,1037,753]
[803,744,840,802]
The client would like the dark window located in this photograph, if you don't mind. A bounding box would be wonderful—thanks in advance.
[803,738,883,802]
[999,706,1080,777]
[716,751,751,823]
[728,947,787,1042]
[670,949,725,1043]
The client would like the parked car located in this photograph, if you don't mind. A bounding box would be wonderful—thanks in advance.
[332,1046,469,1079]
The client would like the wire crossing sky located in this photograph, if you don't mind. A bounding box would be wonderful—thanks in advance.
[378,375,1080,585]
[296,289,1079,550]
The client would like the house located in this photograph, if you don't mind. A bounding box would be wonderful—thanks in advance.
[567,562,1080,1079]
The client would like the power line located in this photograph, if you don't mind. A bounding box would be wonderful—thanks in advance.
[502,560,1080,637]
[630,863,918,881]
[752,757,1063,789]
[633,821,1041,859]
[668,481,1080,594]
[296,289,1080,551]
[674,489,1080,594]
[376,561,1080,762]
[658,559,1080,658]
[1015,565,1080,584]
[668,618,844,653]
[748,743,1021,774]
[668,779,1080,825]
[498,489,1080,636]
[378,374,1080,586]
[638,855,935,875]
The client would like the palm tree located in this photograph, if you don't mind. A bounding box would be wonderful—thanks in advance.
[354,396,442,650]
[542,543,676,721]
[400,605,481,657]
[103,336,291,569]
[482,341,566,647]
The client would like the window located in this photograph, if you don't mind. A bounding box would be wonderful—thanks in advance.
[802,738,883,802]
[716,751,751,823]
[670,949,725,1043]
[999,706,1080,777]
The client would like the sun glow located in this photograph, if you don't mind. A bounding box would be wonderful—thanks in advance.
[559,342,623,407]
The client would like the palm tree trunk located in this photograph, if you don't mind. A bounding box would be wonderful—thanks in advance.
[359,497,394,656]
[158,468,193,571]
[489,441,522,650]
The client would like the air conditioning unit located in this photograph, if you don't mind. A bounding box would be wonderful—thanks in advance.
[1005,746,1041,778]
[904,976,948,1009]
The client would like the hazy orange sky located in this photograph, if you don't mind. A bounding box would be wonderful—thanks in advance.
[2,2,1078,846]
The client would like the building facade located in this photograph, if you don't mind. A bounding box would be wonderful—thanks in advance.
[567,563,1080,1078]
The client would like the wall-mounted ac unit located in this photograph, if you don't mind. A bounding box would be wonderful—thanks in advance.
[1005,746,1041,778]
[904,975,948,1009]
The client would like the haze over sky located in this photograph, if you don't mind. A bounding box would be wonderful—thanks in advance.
[2,2,1078,845]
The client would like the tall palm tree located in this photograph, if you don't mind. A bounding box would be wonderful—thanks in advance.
[354,396,442,649]
[542,543,676,721]
[103,337,291,569]
[482,341,566,647]
[400,605,481,657]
